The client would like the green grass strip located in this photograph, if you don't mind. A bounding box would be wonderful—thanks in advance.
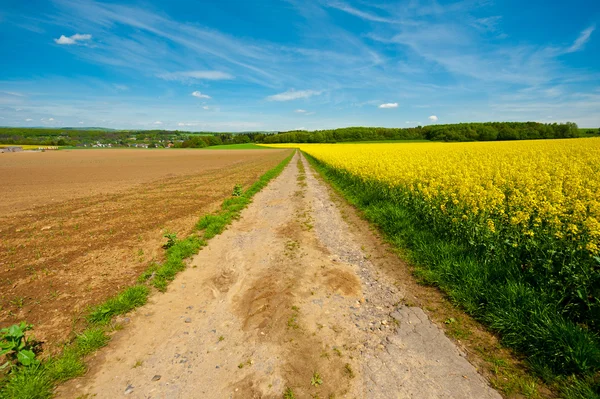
[0,150,294,399]
[303,152,600,399]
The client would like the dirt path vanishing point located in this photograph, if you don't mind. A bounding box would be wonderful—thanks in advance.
[59,152,501,399]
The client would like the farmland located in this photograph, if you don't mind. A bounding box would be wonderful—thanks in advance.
[267,139,600,395]
[0,149,290,349]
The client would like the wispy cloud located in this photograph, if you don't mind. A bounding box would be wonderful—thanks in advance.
[379,102,398,108]
[153,120,162,125]
[159,71,234,82]
[191,91,211,99]
[428,115,438,122]
[54,33,92,45]
[471,16,502,33]
[1,91,25,97]
[325,1,397,23]
[295,109,307,113]
[566,25,595,53]
[267,89,323,101]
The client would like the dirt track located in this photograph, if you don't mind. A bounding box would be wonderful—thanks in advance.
[59,152,501,398]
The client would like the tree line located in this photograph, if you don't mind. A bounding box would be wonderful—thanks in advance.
[1,122,598,147]
[259,122,596,144]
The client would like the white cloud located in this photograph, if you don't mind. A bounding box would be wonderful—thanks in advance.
[153,121,163,125]
[566,25,595,53]
[428,115,439,122]
[49,117,54,121]
[295,109,307,113]
[79,121,84,124]
[158,71,233,81]
[202,106,210,110]
[379,102,398,109]
[25,118,33,121]
[54,33,92,45]
[191,91,211,99]
[267,89,322,101]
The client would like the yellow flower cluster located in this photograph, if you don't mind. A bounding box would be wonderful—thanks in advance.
[267,139,600,255]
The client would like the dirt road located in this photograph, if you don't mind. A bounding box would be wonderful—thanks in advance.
[59,152,501,398]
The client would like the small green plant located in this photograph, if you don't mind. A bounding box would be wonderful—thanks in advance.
[232,184,243,197]
[163,232,177,249]
[283,387,296,399]
[0,322,40,370]
[218,335,225,342]
[344,363,355,379]
[310,371,323,386]
[10,297,25,309]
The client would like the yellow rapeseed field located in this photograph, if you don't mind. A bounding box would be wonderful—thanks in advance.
[267,139,600,257]
[0,144,43,150]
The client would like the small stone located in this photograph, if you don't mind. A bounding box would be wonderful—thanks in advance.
[41,226,52,231]
[381,320,387,325]
[215,365,220,369]
[184,318,192,323]
[151,375,161,382]
[186,305,193,310]
[124,384,134,395]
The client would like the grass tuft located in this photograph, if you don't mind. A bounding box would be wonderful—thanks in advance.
[45,349,86,382]
[87,285,149,324]
[0,365,52,399]
[75,328,109,356]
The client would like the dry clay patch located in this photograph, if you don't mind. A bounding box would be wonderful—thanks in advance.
[0,150,288,350]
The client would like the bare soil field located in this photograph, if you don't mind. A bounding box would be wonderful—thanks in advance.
[0,149,285,214]
[0,149,290,349]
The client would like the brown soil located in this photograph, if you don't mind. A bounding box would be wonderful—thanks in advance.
[0,149,290,350]
[57,153,502,399]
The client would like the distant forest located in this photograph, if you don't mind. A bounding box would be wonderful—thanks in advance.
[260,122,599,144]
[0,122,598,148]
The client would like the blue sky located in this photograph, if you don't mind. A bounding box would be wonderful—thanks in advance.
[0,0,599,131]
